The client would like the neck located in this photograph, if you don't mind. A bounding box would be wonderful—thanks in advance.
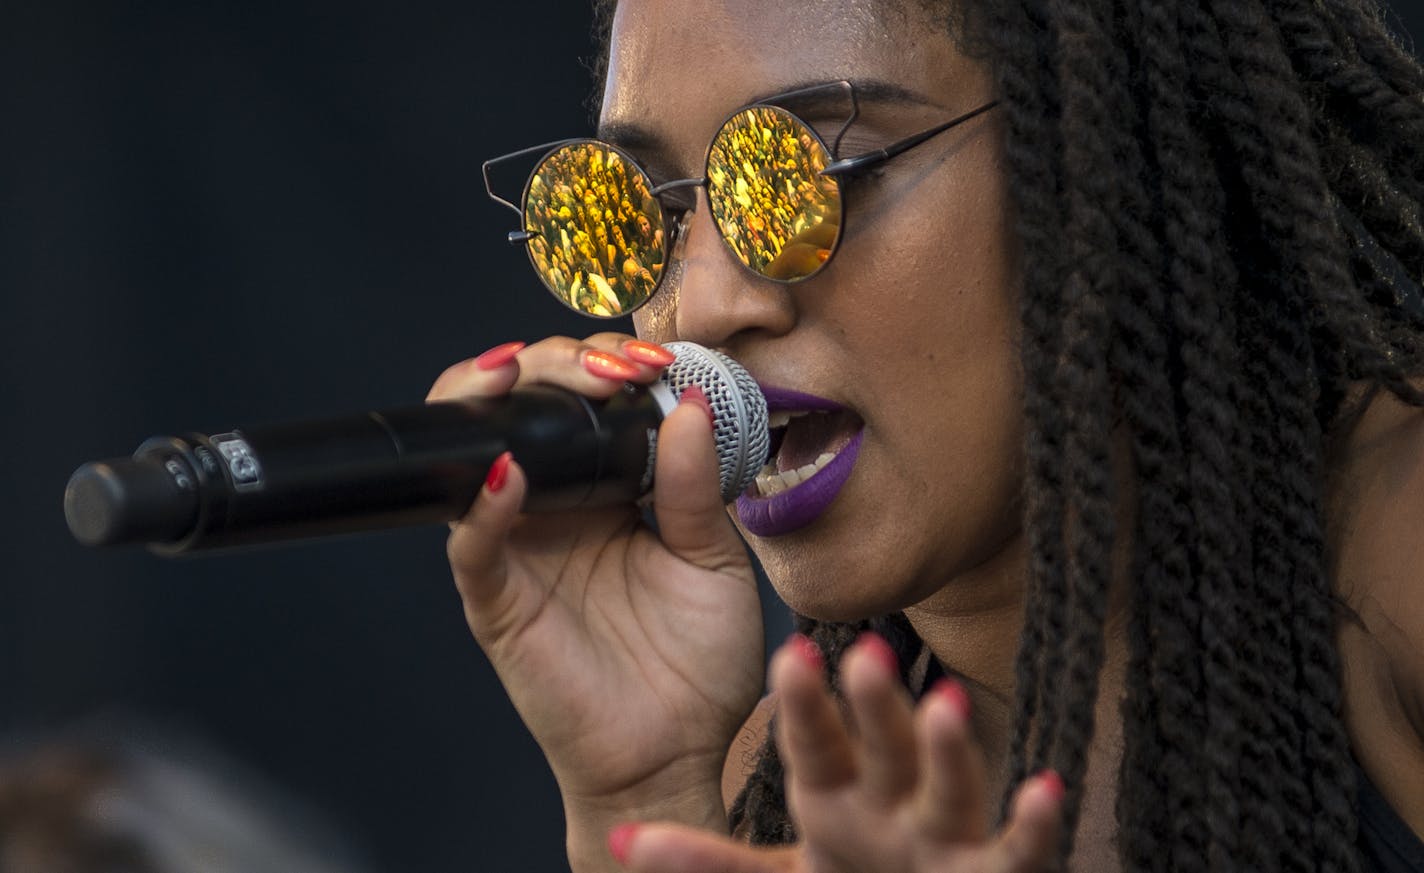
[901,512,1135,804]
[901,529,1031,789]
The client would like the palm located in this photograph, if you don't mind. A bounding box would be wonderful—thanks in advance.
[471,506,765,800]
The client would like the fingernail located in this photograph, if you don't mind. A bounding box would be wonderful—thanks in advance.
[583,349,641,380]
[1035,769,1065,802]
[608,822,639,865]
[474,341,525,371]
[931,678,972,721]
[679,384,715,428]
[622,339,676,367]
[485,451,513,494]
[855,631,899,677]
[788,633,824,671]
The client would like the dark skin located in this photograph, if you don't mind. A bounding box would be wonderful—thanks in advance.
[430,0,1424,869]
[1328,388,1424,838]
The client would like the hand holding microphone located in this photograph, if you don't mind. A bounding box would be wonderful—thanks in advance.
[66,334,773,861]
[427,335,770,865]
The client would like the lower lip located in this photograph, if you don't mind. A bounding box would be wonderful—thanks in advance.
[735,429,863,537]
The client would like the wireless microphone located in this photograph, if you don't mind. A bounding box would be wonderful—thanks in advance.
[63,342,768,554]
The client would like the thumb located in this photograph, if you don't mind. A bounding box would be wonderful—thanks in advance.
[651,386,746,571]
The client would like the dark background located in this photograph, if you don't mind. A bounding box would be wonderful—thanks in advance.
[2,2,618,870]
[1,2,1419,872]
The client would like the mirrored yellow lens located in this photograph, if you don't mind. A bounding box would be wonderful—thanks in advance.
[523,142,666,317]
[706,106,841,281]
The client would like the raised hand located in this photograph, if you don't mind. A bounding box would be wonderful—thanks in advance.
[608,634,1064,873]
[427,335,767,871]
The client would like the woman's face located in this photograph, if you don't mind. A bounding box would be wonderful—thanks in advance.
[605,0,1024,620]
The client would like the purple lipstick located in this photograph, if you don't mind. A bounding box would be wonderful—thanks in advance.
[735,386,864,537]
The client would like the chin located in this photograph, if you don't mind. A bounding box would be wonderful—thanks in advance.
[751,536,918,624]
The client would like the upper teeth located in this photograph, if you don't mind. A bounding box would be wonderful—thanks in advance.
[768,409,813,429]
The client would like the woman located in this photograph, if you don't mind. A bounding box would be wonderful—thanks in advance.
[426,0,1424,870]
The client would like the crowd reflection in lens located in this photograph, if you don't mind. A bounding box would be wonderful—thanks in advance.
[524,143,666,316]
[707,107,841,281]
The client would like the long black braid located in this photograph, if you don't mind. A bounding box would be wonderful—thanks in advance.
[589,0,1424,867]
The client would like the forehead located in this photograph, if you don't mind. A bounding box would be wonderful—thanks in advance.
[600,0,981,160]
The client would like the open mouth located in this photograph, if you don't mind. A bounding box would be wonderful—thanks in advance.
[735,385,867,538]
[754,408,865,497]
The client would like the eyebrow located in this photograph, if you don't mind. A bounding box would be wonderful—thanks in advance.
[595,79,947,169]
[596,121,669,155]
[594,121,682,182]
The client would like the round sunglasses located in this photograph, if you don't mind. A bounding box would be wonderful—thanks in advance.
[483,81,999,318]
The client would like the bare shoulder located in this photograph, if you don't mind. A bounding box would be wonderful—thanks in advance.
[722,693,778,814]
[1329,383,1424,836]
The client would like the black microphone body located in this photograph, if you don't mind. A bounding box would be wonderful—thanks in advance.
[65,384,675,553]
[66,343,771,554]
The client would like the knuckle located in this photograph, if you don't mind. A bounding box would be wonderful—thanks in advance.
[532,335,586,357]
[585,331,637,348]
[445,526,479,577]
[520,336,597,375]
[993,833,1042,872]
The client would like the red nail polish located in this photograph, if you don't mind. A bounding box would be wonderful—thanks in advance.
[931,678,972,721]
[608,822,639,865]
[1035,769,1065,802]
[855,632,899,677]
[583,350,641,380]
[679,384,715,428]
[788,633,824,671]
[622,339,676,367]
[474,341,525,371]
[485,451,513,493]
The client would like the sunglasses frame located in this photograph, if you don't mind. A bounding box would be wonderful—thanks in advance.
[483,80,1000,318]
[497,137,679,316]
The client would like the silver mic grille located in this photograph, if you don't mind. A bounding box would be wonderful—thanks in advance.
[661,342,769,503]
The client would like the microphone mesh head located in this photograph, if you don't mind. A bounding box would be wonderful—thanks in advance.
[661,342,769,503]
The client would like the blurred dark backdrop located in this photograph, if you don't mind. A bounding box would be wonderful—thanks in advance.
[0,1,1419,871]
[1,2,624,870]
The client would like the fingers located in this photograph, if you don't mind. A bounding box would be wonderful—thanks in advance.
[840,633,919,803]
[774,634,1004,851]
[609,779,1062,873]
[427,334,672,404]
[650,388,747,571]
[427,341,524,402]
[770,634,859,791]
[611,822,794,873]
[915,678,989,843]
[989,771,1065,872]
[445,453,535,645]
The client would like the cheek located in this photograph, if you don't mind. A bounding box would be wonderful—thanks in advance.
[842,138,1025,596]
[867,314,1024,603]
[632,274,680,343]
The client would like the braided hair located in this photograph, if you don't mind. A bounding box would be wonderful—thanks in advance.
[595,0,1424,868]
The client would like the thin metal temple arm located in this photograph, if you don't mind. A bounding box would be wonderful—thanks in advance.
[752,79,854,109]
[482,138,585,217]
[748,80,860,158]
[819,100,1000,177]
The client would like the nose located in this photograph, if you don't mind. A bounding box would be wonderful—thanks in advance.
[649,189,797,349]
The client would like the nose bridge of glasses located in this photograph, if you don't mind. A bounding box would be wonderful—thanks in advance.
[648,176,707,252]
[649,176,707,198]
